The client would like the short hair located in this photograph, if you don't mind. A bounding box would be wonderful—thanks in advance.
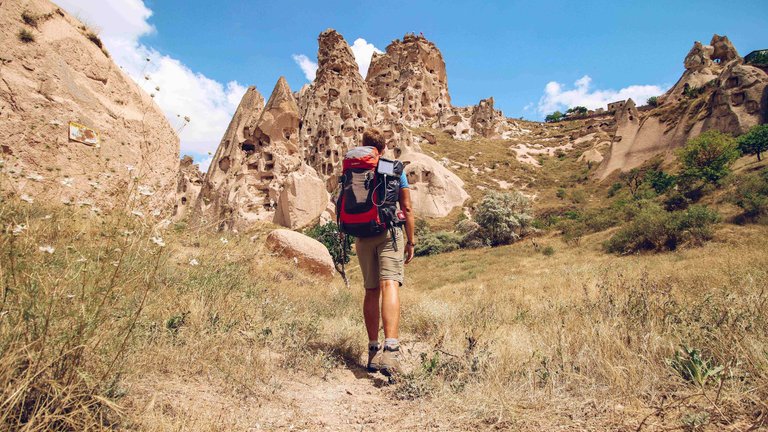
[362,128,386,153]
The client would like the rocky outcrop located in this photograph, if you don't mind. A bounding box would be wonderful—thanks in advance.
[439,98,525,141]
[266,229,335,277]
[173,156,203,220]
[598,34,767,179]
[300,29,373,187]
[0,0,179,210]
[273,163,329,229]
[366,33,450,127]
[400,151,469,218]
[197,77,312,230]
[704,62,768,134]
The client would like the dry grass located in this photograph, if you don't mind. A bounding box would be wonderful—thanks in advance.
[2,190,766,430]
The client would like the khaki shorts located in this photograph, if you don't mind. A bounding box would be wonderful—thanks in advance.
[355,228,404,289]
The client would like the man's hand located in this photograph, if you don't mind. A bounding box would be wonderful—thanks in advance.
[404,242,414,264]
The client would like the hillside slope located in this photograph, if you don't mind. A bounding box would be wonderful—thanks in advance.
[0,0,179,210]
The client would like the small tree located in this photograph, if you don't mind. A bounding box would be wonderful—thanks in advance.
[738,124,768,161]
[566,106,588,116]
[679,130,740,185]
[647,96,659,107]
[473,191,533,246]
[545,111,563,123]
[619,168,645,197]
[305,222,353,287]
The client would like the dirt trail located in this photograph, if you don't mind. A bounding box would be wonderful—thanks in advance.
[129,343,458,431]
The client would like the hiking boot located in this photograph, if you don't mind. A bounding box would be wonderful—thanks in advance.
[379,345,401,377]
[367,345,383,372]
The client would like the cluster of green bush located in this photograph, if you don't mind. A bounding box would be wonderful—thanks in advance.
[604,203,719,253]
[550,126,768,253]
[414,191,534,256]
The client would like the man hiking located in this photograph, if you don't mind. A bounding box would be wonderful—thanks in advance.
[336,128,415,377]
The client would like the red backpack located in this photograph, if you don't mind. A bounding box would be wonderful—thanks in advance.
[336,147,404,238]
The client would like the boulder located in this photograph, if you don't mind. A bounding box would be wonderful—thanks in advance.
[266,229,335,278]
[400,151,469,218]
[273,164,329,229]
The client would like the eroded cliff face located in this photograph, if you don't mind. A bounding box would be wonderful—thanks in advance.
[0,0,179,211]
[300,29,374,188]
[366,34,450,127]
[195,78,329,230]
[597,34,767,179]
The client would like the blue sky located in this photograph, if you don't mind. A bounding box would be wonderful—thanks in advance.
[58,0,768,168]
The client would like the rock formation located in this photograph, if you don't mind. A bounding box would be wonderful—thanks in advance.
[273,163,329,229]
[440,98,524,140]
[598,34,767,179]
[300,29,373,187]
[0,0,179,210]
[400,151,469,218]
[173,156,203,220]
[197,78,326,230]
[266,229,335,277]
[366,33,450,127]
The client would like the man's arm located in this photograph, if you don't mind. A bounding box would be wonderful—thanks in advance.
[399,188,415,264]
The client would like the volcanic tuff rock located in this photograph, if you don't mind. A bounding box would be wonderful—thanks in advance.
[598,34,767,179]
[273,163,329,229]
[440,98,526,141]
[266,229,335,277]
[197,78,323,230]
[300,29,373,188]
[400,152,469,218]
[173,156,203,220]
[0,0,179,209]
[366,33,450,127]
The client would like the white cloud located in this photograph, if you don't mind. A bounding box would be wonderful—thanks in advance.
[350,38,382,78]
[537,75,668,115]
[292,54,317,81]
[293,37,382,81]
[197,155,213,173]
[56,0,247,161]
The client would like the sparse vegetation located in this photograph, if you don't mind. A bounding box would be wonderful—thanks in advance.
[21,10,38,27]
[17,28,35,43]
[86,31,103,49]
[306,221,353,283]
[647,95,659,107]
[732,167,768,223]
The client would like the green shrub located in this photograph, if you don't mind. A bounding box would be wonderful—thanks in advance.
[646,96,659,107]
[733,167,768,222]
[415,231,462,256]
[645,169,677,194]
[738,124,768,161]
[604,204,719,254]
[18,29,35,43]
[305,222,353,282]
[667,345,723,387]
[545,111,563,123]
[607,182,622,197]
[473,191,533,246]
[542,246,555,256]
[679,130,739,185]
[556,188,566,199]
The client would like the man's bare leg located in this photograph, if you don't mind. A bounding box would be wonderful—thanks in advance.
[380,280,400,340]
[363,287,381,342]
